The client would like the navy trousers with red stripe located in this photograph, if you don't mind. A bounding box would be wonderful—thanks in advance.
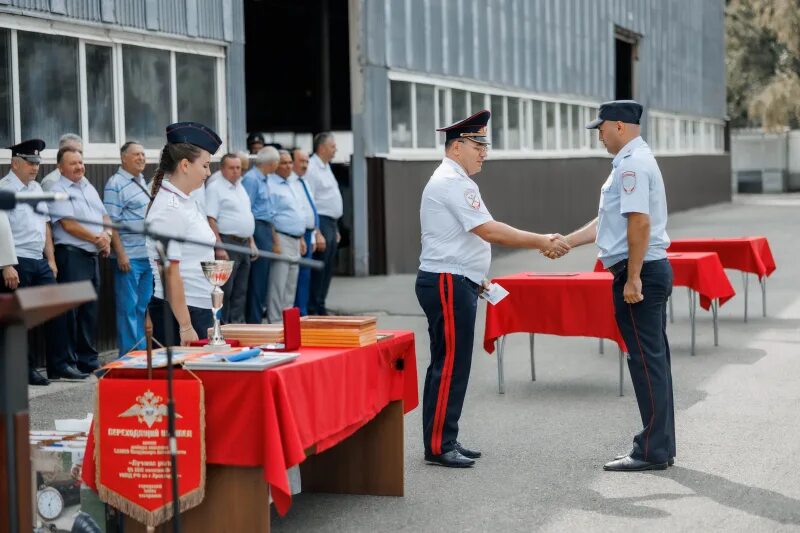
[611,258,676,464]
[416,270,479,456]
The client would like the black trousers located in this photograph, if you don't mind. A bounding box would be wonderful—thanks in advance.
[55,245,100,368]
[611,258,676,463]
[415,270,478,456]
[246,220,273,324]
[308,215,338,316]
[220,234,251,324]
[148,296,214,347]
[8,256,75,373]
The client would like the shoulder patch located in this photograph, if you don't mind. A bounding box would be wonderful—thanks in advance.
[464,188,481,210]
[621,171,636,194]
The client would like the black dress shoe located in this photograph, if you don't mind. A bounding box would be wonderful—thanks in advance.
[424,450,475,468]
[76,362,100,374]
[29,369,50,386]
[604,455,668,471]
[49,366,89,380]
[455,441,482,459]
[615,452,674,466]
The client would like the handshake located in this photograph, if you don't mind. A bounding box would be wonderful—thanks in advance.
[540,233,571,259]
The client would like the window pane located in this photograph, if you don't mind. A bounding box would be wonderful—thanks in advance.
[0,29,12,147]
[451,89,467,122]
[18,32,79,147]
[490,95,505,149]
[436,87,447,145]
[521,100,531,149]
[390,80,412,148]
[177,53,217,132]
[86,44,115,143]
[559,104,570,150]
[416,84,435,148]
[666,119,676,151]
[470,92,485,114]
[544,102,556,150]
[532,101,543,150]
[570,105,581,149]
[507,97,520,150]
[123,45,170,148]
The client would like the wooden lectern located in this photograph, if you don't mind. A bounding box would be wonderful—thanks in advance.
[0,281,96,533]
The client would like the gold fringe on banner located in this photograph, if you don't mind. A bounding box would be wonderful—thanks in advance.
[94,370,207,528]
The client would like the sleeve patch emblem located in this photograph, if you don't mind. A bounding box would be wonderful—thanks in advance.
[621,171,636,194]
[464,189,481,209]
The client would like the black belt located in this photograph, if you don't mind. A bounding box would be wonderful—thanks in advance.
[220,234,250,243]
[607,259,627,276]
[276,230,303,239]
[55,243,98,257]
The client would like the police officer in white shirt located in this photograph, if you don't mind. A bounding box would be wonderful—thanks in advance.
[555,100,674,472]
[40,133,82,192]
[205,153,257,324]
[146,122,222,347]
[417,110,570,468]
[305,132,343,315]
[1,139,86,384]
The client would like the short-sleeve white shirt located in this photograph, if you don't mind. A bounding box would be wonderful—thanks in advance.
[205,177,255,238]
[0,172,49,259]
[146,180,215,309]
[418,158,493,284]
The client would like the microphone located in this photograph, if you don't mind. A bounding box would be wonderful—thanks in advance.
[0,190,70,210]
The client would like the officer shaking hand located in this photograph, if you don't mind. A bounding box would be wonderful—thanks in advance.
[416,110,569,469]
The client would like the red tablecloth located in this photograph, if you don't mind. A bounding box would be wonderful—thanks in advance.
[82,331,418,516]
[593,253,736,311]
[483,272,626,354]
[668,237,776,279]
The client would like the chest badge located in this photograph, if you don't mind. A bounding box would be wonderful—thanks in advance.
[621,171,637,194]
[464,188,481,210]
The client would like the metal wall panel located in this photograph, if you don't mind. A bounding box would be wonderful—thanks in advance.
[158,0,187,36]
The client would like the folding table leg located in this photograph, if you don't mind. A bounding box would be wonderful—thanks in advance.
[742,272,749,323]
[689,288,696,356]
[712,298,719,347]
[497,336,506,394]
[669,295,674,324]
[761,277,767,317]
[599,338,604,355]
[529,334,536,382]
[618,350,625,397]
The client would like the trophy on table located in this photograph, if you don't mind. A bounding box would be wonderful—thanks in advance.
[201,260,235,349]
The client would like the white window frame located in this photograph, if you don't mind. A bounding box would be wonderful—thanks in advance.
[0,14,228,164]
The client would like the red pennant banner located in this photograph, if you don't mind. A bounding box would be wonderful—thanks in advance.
[95,375,205,528]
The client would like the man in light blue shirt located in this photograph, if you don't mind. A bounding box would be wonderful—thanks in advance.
[555,100,675,472]
[49,147,112,373]
[290,148,318,315]
[266,150,307,323]
[103,141,154,356]
[242,146,279,323]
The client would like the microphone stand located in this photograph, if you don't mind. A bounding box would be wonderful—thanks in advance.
[33,206,324,532]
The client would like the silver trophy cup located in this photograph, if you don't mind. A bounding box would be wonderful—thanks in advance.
[201,260,235,349]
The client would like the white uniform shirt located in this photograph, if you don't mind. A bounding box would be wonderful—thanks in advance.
[0,171,49,259]
[205,177,255,238]
[0,212,17,267]
[304,154,343,219]
[289,173,316,230]
[49,176,108,254]
[40,168,61,192]
[146,180,215,309]
[418,158,493,284]
[596,136,670,268]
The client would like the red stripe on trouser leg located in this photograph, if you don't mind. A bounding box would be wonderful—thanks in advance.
[628,304,656,461]
[431,274,452,455]
[436,274,457,453]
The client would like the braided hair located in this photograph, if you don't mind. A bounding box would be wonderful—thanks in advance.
[147,142,203,214]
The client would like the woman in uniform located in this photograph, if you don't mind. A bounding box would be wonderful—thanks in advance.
[146,122,222,346]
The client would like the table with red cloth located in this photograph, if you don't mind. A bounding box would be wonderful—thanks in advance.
[668,237,776,321]
[594,252,736,354]
[81,330,418,529]
[483,272,628,396]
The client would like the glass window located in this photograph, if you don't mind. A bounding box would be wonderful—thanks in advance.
[544,102,556,150]
[85,44,115,144]
[681,120,689,151]
[0,29,12,147]
[666,118,676,152]
[416,83,435,148]
[451,89,467,122]
[521,100,532,149]
[589,108,600,150]
[123,45,170,148]
[390,80,412,148]
[470,92,485,114]
[18,32,80,147]
[490,95,505,149]
[532,100,543,150]
[559,104,569,150]
[177,53,217,132]
[507,97,520,150]
[436,87,447,144]
[570,105,581,149]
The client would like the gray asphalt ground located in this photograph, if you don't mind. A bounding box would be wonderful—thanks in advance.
[30,194,800,532]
